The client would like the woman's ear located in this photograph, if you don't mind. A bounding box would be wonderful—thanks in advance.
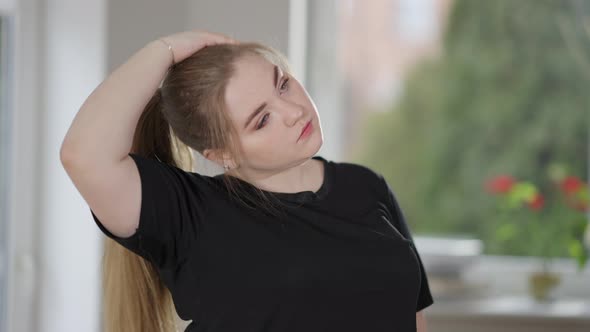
[203,148,222,166]
[203,149,237,169]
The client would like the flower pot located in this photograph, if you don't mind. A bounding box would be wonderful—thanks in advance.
[528,271,561,302]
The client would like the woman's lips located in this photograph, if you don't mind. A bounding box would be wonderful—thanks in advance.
[298,120,312,141]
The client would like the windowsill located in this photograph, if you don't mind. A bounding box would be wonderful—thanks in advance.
[413,236,589,296]
[421,252,590,324]
[427,295,590,322]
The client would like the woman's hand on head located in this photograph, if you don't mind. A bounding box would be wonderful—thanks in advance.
[157,30,239,64]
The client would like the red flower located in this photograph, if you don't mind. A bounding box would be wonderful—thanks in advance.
[485,175,516,194]
[527,193,544,211]
[560,176,584,196]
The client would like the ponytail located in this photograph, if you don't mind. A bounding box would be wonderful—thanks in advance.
[132,88,193,169]
[101,88,193,332]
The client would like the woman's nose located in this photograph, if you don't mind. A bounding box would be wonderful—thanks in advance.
[279,100,305,125]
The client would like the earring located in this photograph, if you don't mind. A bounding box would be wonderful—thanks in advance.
[223,163,229,171]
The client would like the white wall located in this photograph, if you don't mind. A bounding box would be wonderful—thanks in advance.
[186,0,290,55]
[7,0,302,331]
[106,0,189,72]
[37,0,107,331]
[8,0,107,331]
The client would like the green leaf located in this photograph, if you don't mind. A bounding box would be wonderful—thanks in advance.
[567,239,588,271]
[496,223,518,241]
[570,217,589,238]
[576,186,589,202]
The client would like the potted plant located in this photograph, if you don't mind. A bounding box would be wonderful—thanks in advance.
[484,165,589,301]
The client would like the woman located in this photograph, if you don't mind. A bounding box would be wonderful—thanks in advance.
[61,30,433,332]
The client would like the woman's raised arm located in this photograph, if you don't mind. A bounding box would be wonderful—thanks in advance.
[61,30,236,164]
[60,30,237,238]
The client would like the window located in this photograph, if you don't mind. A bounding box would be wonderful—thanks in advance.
[394,0,438,43]
[306,0,589,268]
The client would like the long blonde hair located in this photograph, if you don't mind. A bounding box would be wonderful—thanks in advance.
[102,42,294,332]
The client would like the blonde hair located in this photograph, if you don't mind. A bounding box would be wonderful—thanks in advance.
[102,42,294,332]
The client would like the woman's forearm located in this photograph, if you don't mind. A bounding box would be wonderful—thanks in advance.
[60,39,173,165]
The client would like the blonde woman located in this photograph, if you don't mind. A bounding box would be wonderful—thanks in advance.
[61,29,433,332]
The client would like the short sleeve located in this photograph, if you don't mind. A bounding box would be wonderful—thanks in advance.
[90,152,209,269]
[379,175,434,312]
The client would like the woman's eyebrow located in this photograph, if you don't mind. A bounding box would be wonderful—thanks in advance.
[243,65,281,130]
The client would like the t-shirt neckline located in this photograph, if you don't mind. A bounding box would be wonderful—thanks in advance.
[216,155,332,204]
[271,155,331,203]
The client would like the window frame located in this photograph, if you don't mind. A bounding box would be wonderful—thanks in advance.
[2,0,41,331]
[0,4,14,332]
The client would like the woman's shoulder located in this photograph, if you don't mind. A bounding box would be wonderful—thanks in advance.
[127,152,224,194]
[330,159,387,198]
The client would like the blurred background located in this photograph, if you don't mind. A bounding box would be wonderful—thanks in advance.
[1,0,589,331]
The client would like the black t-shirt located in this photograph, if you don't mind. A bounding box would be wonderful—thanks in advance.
[91,153,434,332]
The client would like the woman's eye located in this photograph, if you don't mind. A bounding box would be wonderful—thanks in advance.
[279,78,289,92]
[256,113,269,130]
[255,78,289,131]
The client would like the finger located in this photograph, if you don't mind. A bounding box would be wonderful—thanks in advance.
[208,32,238,43]
[205,36,239,46]
[214,36,238,44]
[224,38,240,44]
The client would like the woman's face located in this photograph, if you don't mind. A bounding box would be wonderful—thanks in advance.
[222,54,323,175]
